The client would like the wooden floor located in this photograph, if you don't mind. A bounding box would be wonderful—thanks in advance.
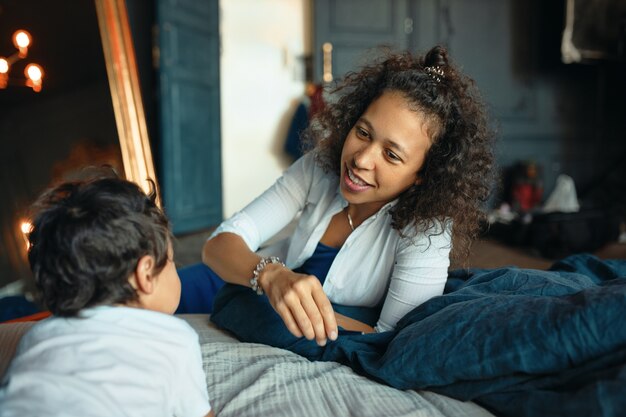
[464,238,626,270]
[173,229,215,268]
[174,229,626,271]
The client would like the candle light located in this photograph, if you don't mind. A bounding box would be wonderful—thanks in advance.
[25,63,43,92]
[20,221,33,250]
[13,30,31,57]
[1,29,44,91]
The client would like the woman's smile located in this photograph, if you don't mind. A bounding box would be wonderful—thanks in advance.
[344,165,372,192]
[339,91,433,213]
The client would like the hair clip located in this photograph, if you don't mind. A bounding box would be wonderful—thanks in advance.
[425,66,445,83]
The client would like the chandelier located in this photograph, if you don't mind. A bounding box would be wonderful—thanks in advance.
[0,30,44,92]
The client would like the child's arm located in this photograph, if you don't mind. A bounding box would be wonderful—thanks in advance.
[204,410,215,417]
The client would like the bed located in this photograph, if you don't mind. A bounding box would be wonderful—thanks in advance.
[0,315,494,417]
[2,253,624,417]
[210,253,626,417]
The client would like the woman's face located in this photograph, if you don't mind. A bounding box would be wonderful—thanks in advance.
[340,91,433,214]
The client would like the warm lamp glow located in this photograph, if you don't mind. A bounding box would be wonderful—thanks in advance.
[20,221,33,250]
[2,28,43,91]
[20,221,32,234]
[25,63,43,81]
[0,58,8,74]
[24,63,43,92]
[13,30,31,50]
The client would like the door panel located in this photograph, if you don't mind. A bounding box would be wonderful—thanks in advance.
[443,0,536,121]
[158,0,222,234]
[314,0,409,83]
[313,0,609,195]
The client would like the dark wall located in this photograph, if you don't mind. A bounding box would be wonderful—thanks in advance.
[0,1,122,289]
[314,0,626,214]
[422,0,626,210]
[0,0,160,290]
[0,82,122,289]
[125,0,159,170]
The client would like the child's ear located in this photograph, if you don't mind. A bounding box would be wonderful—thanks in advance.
[133,255,156,295]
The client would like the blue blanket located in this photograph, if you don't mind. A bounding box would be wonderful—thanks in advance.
[211,254,626,417]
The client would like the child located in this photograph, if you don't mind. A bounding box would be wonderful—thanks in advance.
[0,177,214,417]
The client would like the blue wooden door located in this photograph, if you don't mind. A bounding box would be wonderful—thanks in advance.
[157,0,222,234]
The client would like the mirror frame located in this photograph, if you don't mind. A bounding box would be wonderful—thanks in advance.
[95,0,159,202]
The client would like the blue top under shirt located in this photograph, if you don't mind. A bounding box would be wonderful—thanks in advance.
[293,241,339,284]
[294,242,381,327]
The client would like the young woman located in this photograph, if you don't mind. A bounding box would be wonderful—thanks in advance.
[179,45,494,348]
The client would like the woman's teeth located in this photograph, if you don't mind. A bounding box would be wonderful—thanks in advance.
[348,169,368,186]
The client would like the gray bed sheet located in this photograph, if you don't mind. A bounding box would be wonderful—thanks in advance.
[183,315,496,417]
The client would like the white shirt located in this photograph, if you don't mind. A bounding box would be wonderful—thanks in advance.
[0,306,211,417]
[212,152,451,332]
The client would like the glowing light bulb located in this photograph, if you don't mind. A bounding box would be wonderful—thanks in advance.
[20,221,33,250]
[20,221,32,234]
[13,30,31,49]
[0,58,8,74]
[25,63,43,92]
[25,63,43,82]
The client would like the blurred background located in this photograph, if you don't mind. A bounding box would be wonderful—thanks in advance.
[1,0,625,318]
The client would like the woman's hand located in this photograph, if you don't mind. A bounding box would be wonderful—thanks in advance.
[259,263,338,346]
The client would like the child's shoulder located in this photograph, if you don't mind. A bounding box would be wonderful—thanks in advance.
[26,306,197,344]
[93,306,199,338]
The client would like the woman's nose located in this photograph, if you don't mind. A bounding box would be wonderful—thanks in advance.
[353,144,376,170]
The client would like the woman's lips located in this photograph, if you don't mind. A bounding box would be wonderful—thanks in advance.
[344,166,372,192]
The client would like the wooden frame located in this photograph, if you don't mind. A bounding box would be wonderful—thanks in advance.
[95,0,159,203]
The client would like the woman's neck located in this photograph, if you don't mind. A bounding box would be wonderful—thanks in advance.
[346,201,387,228]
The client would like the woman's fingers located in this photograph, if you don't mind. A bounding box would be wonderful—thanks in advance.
[264,270,336,345]
[292,275,337,345]
[299,293,328,345]
[312,288,338,341]
[273,301,304,338]
[288,297,317,342]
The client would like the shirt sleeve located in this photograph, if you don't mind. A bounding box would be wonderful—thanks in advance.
[174,331,212,417]
[375,221,452,332]
[210,153,318,252]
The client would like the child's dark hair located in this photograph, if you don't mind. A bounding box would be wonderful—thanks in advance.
[27,177,171,317]
[305,45,495,263]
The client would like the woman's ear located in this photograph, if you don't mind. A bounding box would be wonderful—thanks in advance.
[133,255,156,295]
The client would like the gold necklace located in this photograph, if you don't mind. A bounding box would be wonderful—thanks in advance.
[346,210,355,231]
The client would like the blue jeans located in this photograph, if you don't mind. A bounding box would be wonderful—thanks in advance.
[176,263,226,314]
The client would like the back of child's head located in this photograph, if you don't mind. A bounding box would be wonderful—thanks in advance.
[27,177,171,317]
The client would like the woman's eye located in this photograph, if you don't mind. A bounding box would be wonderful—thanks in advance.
[386,150,401,161]
[356,127,369,138]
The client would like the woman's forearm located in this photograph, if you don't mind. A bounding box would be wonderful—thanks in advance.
[203,231,339,345]
[202,232,261,286]
[334,313,375,334]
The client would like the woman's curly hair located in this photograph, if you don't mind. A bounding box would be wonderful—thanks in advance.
[303,45,495,263]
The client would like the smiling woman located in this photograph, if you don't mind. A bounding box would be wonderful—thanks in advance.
[0,0,155,294]
[182,46,496,351]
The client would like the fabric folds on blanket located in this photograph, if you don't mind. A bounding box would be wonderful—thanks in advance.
[211,254,626,417]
